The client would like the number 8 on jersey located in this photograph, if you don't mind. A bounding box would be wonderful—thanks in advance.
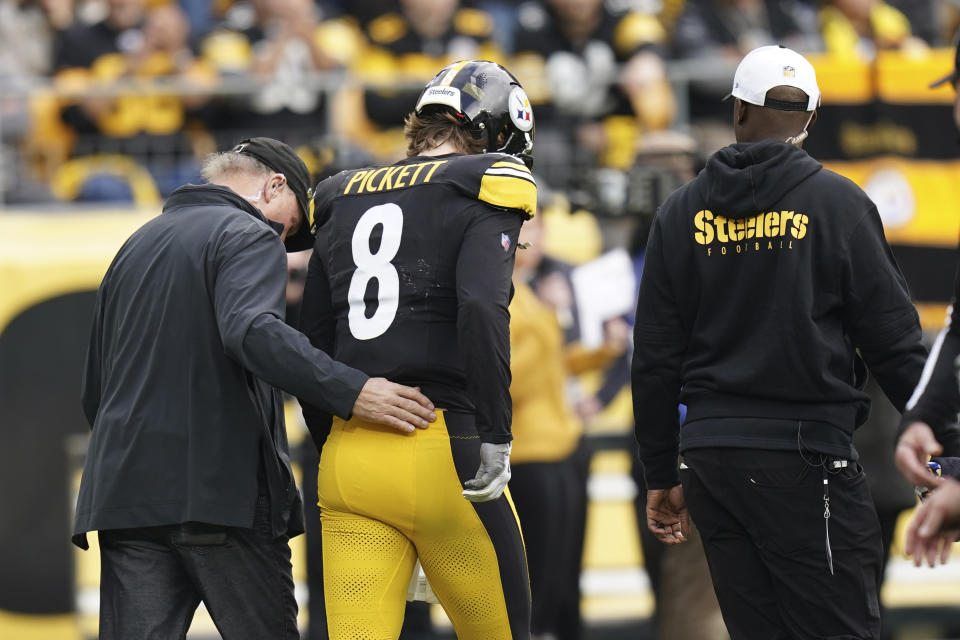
[348,203,403,340]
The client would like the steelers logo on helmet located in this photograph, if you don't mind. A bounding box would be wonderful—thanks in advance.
[413,60,536,168]
[508,86,534,133]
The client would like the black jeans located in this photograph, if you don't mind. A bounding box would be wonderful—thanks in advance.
[97,495,298,640]
[682,448,883,640]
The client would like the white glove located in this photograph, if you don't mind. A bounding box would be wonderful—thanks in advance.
[462,442,512,502]
[406,560,440,604]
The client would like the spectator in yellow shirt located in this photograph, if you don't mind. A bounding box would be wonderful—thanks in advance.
[509,212,622,640]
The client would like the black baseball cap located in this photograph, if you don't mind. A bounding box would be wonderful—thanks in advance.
[232,137,315,252]
[930,35,960,89]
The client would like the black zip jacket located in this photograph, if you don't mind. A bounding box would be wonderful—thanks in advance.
[632,141,926,489]
[74,185,368,547]
[901,260,960,450]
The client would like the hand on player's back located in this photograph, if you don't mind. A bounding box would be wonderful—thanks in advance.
[352,378,436,433]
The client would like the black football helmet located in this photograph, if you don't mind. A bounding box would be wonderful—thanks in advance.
[415,60,535,168]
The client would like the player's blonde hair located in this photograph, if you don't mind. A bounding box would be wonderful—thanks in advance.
[404,108,486,157]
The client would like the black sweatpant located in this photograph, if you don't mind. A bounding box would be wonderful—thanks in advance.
[681,447,883,640]
[97,494,298,640]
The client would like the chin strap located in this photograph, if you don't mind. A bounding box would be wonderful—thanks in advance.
[491,131,534,169]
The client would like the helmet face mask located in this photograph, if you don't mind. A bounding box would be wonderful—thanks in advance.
[415,60,535,168]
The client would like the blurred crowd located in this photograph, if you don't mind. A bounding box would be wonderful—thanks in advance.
[1,0,958,208]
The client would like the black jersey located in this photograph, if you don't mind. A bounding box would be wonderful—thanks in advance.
[902,264,960,447]
[299,152,536,448]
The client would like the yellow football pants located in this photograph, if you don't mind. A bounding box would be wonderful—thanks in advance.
[318,411,530,640]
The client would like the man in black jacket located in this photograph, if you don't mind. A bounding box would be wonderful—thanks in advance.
[899,37,960,566]
[74,137,436,640]
[632,46,927,639]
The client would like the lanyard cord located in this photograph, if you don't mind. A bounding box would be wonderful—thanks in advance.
[823,467,834,576]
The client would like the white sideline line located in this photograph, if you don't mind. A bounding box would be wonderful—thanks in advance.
[587,473,638,502]
[76,560,960,618]
[580,568,650,595]
[886,557,960,583]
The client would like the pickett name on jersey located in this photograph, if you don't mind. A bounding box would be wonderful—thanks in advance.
[342,160,448,195]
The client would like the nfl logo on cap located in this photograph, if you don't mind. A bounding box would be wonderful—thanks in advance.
[728,45,821,112]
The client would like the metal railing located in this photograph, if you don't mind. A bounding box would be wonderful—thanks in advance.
[0,62,741,211]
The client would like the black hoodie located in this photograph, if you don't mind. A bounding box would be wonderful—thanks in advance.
[632,140,926,489]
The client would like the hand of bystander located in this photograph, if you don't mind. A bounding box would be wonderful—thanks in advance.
[896,422,945,488]
[351,379,436,432]
[905,477,960,567]
[647,485,690,545]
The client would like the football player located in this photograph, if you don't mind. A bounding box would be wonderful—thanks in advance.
[298,59,535,639]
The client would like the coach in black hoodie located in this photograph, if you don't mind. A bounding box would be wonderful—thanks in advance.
[632,46,926,640]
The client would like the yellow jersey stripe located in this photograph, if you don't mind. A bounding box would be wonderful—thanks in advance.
[440,61,468,86]
[490,160,530,173]
[479,173,537,217]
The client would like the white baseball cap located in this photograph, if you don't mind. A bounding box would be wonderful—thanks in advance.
[728,45,820,112]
